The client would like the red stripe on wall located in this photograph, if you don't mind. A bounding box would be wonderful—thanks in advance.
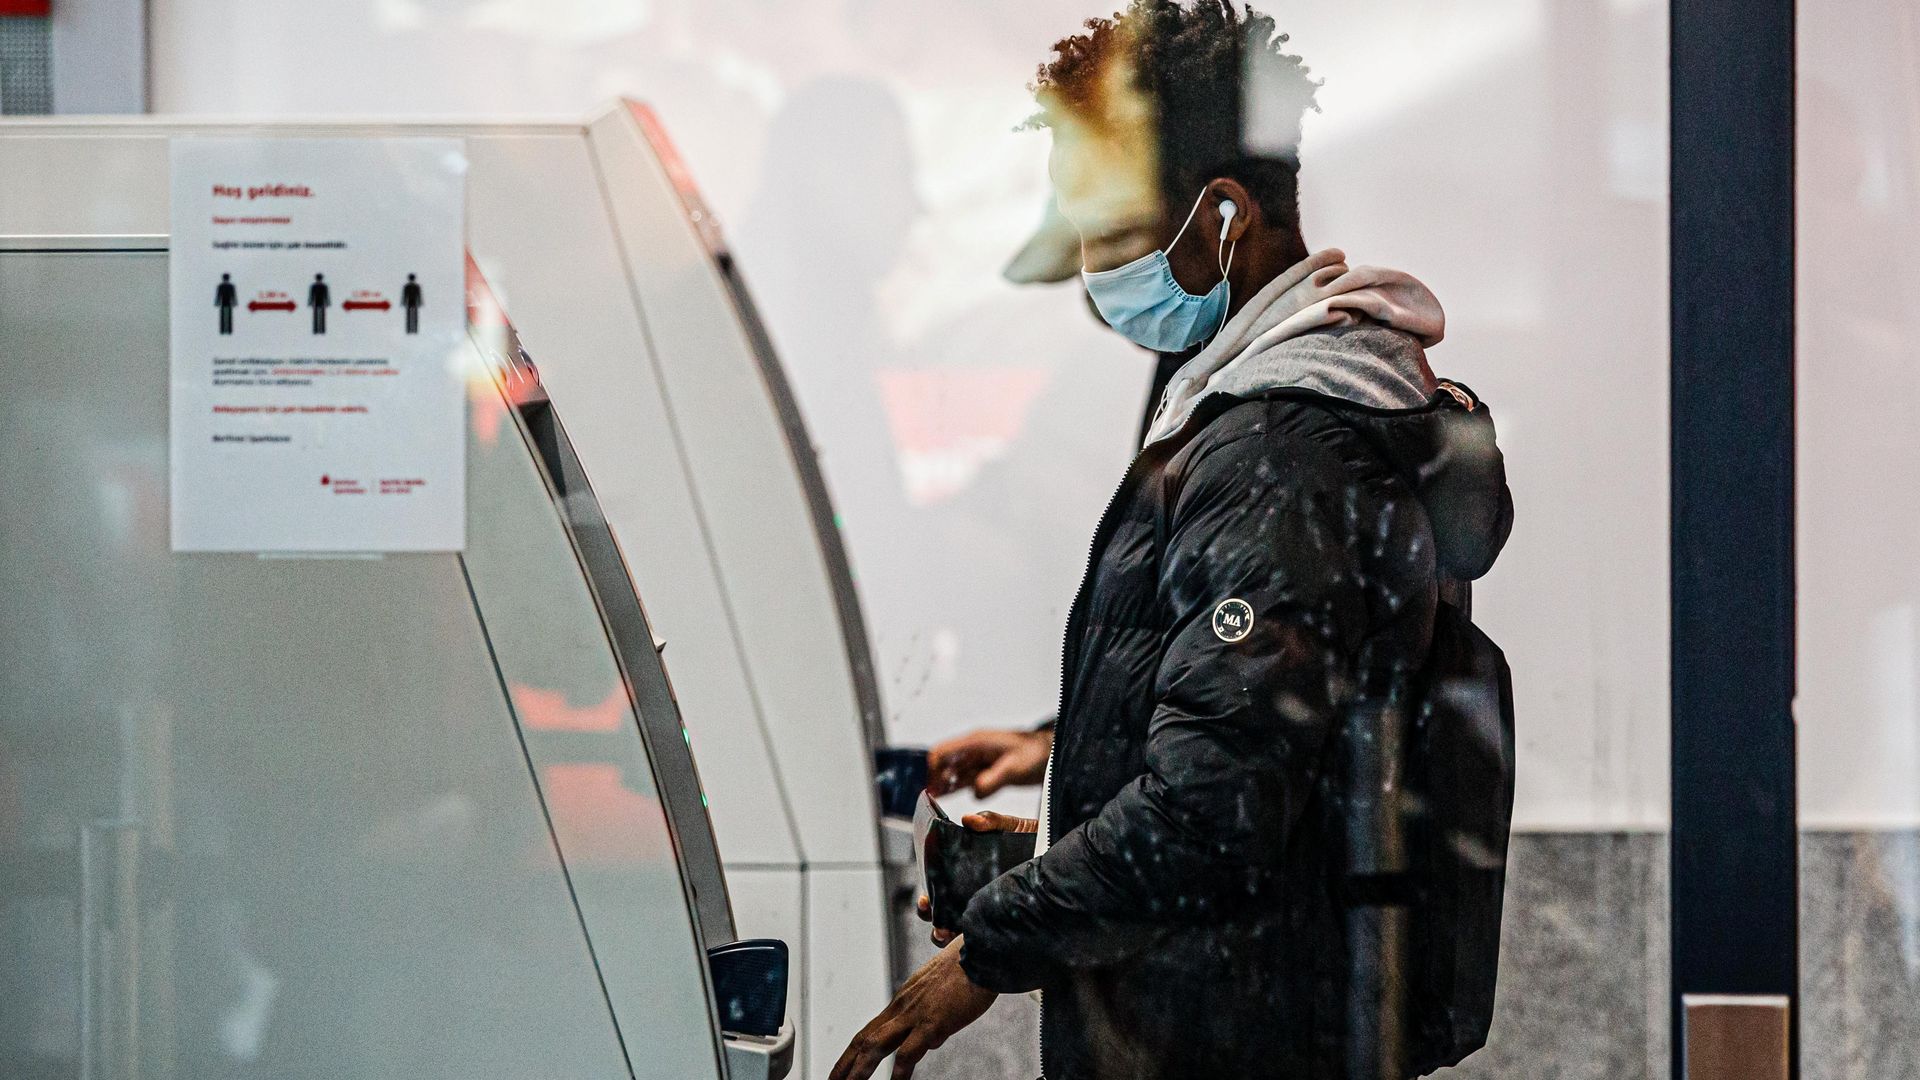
[0,1,53,16]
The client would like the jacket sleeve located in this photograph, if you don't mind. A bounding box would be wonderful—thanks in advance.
[959,428,1372,993]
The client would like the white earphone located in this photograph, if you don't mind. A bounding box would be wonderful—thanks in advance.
[1214,198,1239,277]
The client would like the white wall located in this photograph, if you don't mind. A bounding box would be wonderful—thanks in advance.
[1796,0,1920,829]
[149,0,1676,829]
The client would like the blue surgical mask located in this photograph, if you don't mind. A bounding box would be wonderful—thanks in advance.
[1081,188,1236,352]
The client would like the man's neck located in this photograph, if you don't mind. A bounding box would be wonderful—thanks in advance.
[1223,233,1309,323]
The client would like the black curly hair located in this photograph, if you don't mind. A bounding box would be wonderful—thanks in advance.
[1031,0,1321,239]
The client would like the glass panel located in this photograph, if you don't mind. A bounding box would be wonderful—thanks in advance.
[458,313,729,1078]
[38,0,1679,1075]
[0,246,722,1080]
[1798,2,1920,1076]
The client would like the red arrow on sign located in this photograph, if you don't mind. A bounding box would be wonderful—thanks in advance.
[342,299,392,312]
[248,300,297,312]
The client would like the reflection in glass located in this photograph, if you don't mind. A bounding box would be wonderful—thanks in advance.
[0,246,722,1080]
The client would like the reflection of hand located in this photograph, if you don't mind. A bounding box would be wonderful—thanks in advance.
[915,812,1038,946]
[927,728,1052,797]
[829,939,996,1080]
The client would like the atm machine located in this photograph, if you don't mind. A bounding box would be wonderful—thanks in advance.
[0,105,902,1080]
[0,230,792,1078]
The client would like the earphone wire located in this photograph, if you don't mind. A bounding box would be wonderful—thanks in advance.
[1168,187,1211,252]
[1211,234,1237,341]
[1178,186,1237,345]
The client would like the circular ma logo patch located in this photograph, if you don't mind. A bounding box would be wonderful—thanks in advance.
[1211,598,1254,643]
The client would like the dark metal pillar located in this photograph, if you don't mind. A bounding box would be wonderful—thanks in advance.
[1669,0,1798,1076]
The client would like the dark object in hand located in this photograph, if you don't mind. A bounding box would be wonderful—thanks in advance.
[914,794,1037,933]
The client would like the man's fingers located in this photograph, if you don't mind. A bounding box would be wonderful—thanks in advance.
[828,1041,861,1080]
[829,1032,872,1080]
[925,758,968,796]
[833,1047,881,1080]
[930,731,1021,794]
[889,1040,926,1080]
[891,1020,957,1080]
[928,740,992,775]
[917,894,957,944]
[831,1017,907,1080]
[927,748,986,796]
[960,811,1038,833]
[971,758,1014,797]
[920,893,953,944]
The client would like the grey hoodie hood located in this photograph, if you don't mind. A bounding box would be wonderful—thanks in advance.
[1144,248,1446,445]
[1139,248,1511,581]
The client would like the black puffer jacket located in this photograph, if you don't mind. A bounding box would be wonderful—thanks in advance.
[958,385,1513,1080]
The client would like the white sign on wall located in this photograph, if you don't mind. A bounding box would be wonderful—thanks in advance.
[169,137,468,552]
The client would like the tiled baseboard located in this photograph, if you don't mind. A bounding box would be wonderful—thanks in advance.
[889,831,1920,1080]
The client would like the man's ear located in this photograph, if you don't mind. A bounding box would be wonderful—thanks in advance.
[1208,178,1256,243]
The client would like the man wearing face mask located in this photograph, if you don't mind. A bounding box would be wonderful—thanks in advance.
[834,4,1515,1079]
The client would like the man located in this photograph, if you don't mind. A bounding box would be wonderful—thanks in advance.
[216,273,238,336]
[402,273,423,335]
[308,273,330,335]
[834,4,1513,1078]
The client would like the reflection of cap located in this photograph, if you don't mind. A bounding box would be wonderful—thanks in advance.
[1002,191,1084,285]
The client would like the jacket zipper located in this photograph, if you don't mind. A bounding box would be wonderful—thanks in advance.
[1048,439,1155,841]
[1037,397,1237,1077]
[1049,393,1229,784]
[1038,422,1173,1078]
[1037,393,1263,1076]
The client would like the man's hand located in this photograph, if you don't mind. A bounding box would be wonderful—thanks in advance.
[830,939,996,1080]
[914,812,1039,946]
[928,728,1052,797]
